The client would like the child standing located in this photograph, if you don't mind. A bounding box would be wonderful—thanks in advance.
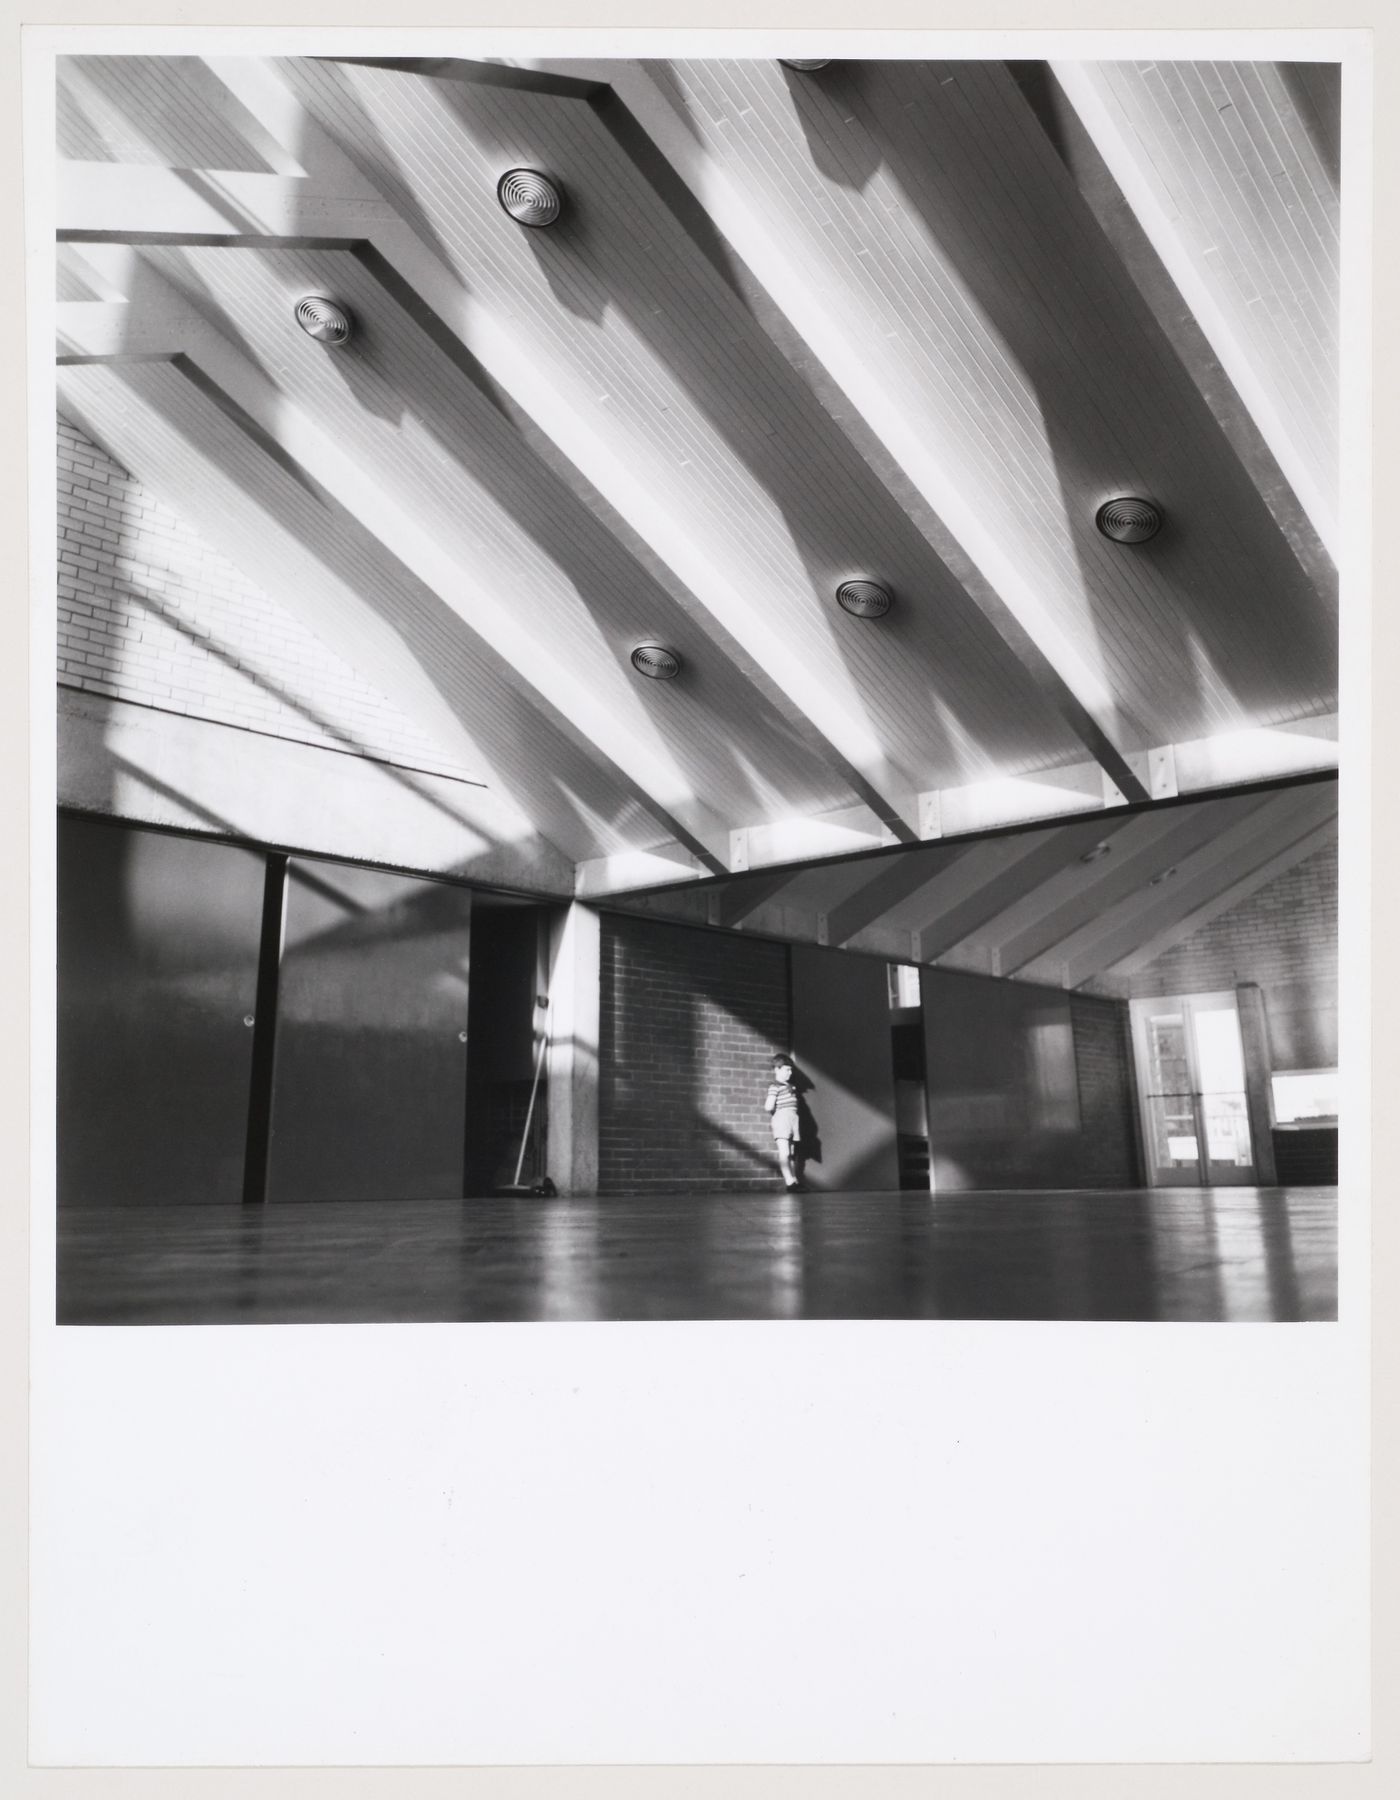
[764,1055,803,1191]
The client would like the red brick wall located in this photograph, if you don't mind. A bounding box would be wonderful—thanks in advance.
[1086,840,1337,1071]
[1069,994,1142,1186]
[599,915,791,1194]
[57,417,477,782]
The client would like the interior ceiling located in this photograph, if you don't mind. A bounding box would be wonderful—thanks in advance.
[617,775,1339,991]
[55,52,1340,920]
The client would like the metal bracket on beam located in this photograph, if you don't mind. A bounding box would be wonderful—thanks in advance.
[918,791,943,840]
[1149,745,1179,799]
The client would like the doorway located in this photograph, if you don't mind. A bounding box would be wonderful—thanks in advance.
[463,899,553,1195]
[1129,992,1256,1186]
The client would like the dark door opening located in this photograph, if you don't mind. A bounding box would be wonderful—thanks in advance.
[463,900,553,1196]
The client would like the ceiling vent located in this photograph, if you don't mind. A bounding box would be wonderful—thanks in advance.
[630,641,682,681]
[294,296,354,347]
[1095,496,1163,544]
[497,167,565,228]
[836,578,894,619]
[780,59,832,71]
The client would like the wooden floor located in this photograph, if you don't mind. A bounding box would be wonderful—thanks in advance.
[56,1186,1338,1324]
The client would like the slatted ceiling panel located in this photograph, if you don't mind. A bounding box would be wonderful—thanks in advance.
[144,244,855,832]
[863,835,1035,940]
[1149,63,1337,439]
[1091,60,1339,517]
[623,780,1336,972]
[1281,63,1341,190]
[673,60,1115,597]
[662,58,1335,740]
[1013,782,1340,987]
[969,792,1282,972]
[57,58,285,175]
[56,360,644,865]
[337,60,1078,783]
[772,855,908,920]
[280,58,1083,788]
[964,796,1258,951]
[884,61,1336,730]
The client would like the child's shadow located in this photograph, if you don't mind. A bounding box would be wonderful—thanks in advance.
[791,1067,822,1166]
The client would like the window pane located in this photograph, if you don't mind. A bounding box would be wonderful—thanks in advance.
[1193,1004,1247,1093]
[1272,1069,1339,1126]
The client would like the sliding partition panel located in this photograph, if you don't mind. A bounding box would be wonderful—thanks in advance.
[789,944,900,1192]
[921,966,1082,1192]
[57,816,266,1205]
[265,862,473,1202]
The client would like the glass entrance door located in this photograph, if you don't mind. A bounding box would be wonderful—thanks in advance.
[1130,992,1255,1186]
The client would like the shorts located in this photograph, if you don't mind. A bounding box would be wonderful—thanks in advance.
[771,1113,801,1143]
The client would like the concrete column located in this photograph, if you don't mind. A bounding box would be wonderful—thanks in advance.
[545,903,602,1196]
[1236,981,1279,1186]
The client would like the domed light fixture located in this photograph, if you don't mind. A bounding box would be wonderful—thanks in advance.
[836,577,894,619]
[294,295,354,347]
[780,58,832,71]
[1095,496,1163,544]
[630,641,682,681]
[1079,840,1113,865]
[497,167,565,228]
[1149,865,1178,887]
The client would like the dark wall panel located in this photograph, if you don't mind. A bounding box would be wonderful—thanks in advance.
[266,862,472,1202]
[57,816,265,1205]
[922,967,1085,1191]
[790,944,899,1192]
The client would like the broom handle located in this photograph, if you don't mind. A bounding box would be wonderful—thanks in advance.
[512,1007,550,1189]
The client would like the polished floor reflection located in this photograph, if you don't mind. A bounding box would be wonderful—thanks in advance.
[57,1186,1337,1324]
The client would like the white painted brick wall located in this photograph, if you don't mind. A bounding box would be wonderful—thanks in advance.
[57,417,480,782]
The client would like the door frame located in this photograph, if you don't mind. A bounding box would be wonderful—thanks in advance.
[1128,991,1257,1188]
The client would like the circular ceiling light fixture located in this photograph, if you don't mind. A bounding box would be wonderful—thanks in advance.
[780,58,832,71]
[836,577,894,619]
[630,641,682,681]
[1079,841,1113,865]
[1149,865,1178,887]
[294,295,354,347]
[1095,496,1163,544]
[497,167,565,228]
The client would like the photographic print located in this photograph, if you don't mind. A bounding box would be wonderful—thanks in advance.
[49,45,1343,1330]
[23,20,1377,1777]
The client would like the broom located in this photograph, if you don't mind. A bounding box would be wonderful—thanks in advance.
[494,1001,556,1197]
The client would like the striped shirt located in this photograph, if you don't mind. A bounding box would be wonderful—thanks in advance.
[765,1081,799,1121]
